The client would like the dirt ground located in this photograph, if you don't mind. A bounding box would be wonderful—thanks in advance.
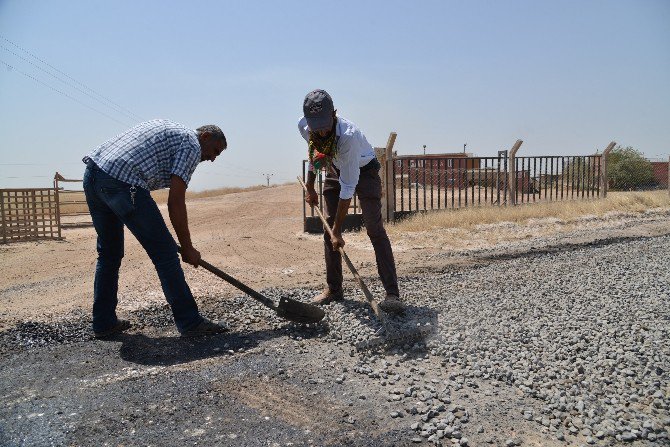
[1,183,669,329]
[1,185,669,447]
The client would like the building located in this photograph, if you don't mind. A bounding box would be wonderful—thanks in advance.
[394,153,480,189]
[651,161,669,188]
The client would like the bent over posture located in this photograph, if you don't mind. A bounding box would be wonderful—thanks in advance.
[82,119,229,337]
[299,90,404,315]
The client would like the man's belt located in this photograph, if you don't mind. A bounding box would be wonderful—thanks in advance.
[360,158,380,172]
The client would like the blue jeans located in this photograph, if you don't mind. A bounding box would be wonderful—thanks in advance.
[83,163,203,334]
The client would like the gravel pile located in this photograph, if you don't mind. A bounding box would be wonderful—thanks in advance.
[402,235,670,444]
[1,234,668,445]
[0,310,91,353]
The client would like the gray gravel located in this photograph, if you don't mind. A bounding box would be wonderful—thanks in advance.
[1,234,668,446]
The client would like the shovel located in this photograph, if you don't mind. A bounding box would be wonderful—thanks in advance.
[177,245,325,324]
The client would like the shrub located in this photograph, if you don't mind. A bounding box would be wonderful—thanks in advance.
[607,146,655,190]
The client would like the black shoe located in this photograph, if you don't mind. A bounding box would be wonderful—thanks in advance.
[311,288,344,305]
[378,295,405,316]
[180,318,229,337]
[94,319,131,338]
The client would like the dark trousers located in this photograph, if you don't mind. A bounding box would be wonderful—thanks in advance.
[83,164,203,333]
[322,160,400,297]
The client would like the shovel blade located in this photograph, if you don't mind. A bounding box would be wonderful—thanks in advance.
[276,297,325,324]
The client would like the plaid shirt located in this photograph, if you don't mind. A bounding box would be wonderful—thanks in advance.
[83,120,201,190]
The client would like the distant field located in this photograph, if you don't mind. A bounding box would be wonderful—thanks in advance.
[150,185,268,203]
[55,185,270,214]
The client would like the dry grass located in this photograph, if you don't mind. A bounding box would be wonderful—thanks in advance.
[388,191,670,234]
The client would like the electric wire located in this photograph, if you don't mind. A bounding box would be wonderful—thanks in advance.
[0,162,82,166]
[1,59,132,127]
[0,34,143,121]
[1,43,142,122]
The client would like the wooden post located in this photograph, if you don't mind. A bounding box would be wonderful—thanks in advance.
[600,141,616,198]
[385,132,397,222]
[54,173,62,239]
[508,140,523,205]
[31,190,37,238]
[0,190,6,244]
[374,146,387,221]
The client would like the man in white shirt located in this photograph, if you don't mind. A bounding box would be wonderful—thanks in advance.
[299,89,404,315]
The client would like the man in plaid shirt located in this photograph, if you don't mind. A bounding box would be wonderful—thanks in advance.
[82,119,228,338]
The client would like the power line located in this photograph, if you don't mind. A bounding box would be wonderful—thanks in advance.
[1,59,132,127]
[0,34,143,121]
[0,175,52,179]
[1,43,142,122]
[195,170,260,179]
[0,162,82,166]
[219,161,262,175]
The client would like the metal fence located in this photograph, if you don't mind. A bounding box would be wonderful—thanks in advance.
[301,160,364,233]
[393,154,509,215]
[300,139,669,232]
[392,153,606,214]
[513,155,602,204]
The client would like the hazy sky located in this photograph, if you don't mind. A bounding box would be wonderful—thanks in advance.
[1,0,668,190]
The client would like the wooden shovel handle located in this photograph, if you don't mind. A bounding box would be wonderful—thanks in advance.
[297,176,379,315]
[176,245,277,310]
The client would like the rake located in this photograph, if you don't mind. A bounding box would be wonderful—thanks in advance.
[297,176,431,349]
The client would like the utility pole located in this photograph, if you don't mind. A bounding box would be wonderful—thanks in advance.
[262,173,273,187]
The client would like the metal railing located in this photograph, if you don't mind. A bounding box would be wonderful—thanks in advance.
[513,155,601,204]
[301,160,363,233]
[297,139,660,231]
[393,154,510,215]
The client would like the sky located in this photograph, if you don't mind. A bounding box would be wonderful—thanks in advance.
[0,0,668,191]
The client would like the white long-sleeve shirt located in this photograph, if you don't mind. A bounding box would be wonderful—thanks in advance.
[298,116,376,200]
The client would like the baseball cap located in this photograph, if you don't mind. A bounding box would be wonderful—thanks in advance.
[303,89,334,132]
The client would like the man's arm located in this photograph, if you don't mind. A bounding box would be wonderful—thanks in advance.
[305,170,318,206]
[329,136,358,251]
[329,197,351,250]
[168,174,200,267]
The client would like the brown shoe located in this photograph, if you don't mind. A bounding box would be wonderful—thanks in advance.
[378,295,405,316]
[94,319,131,338]
[180,318,229,337]
[312,288,344,305]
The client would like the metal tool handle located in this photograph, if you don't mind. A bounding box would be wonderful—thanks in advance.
[297,176,379,315]
[177,245,277,310]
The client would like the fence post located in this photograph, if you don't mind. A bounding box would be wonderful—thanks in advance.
[508,140,523,206]
[385,133,397,223]
[374,147,387,220]
[384,133,397,222]
[0,191,6,244]
[54,173,62,239]
[600,142,616,198]
[374,133,397,223]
